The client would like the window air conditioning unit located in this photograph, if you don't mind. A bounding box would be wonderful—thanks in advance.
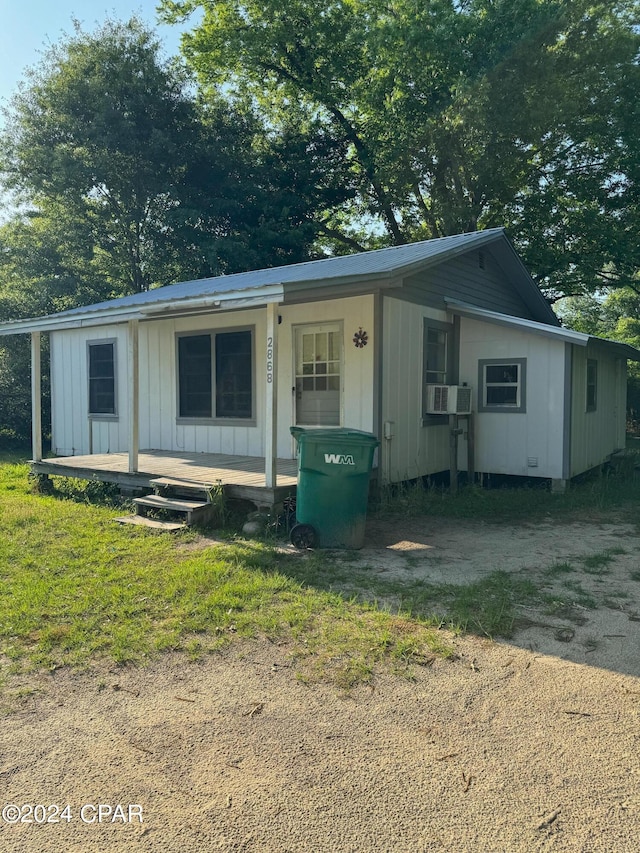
[425,384,472,415]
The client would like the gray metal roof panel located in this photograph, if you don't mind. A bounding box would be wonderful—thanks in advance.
[18,228,508,321]
[1,228,547,336]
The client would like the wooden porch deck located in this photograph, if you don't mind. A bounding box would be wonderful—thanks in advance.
[31,450,298,507]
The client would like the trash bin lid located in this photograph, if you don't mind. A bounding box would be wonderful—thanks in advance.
[290,426,379,446]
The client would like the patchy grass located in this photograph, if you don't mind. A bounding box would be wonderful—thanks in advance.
[543,561,575,577]
[4,448,639,688]
[580,549,625,575]
[373,450,640,524]
[280,551,539,640]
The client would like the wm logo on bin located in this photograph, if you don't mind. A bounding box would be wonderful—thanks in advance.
[324,453,355,465]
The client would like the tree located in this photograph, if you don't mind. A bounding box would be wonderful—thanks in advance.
[0,17,216,296]
[161,0,640,298]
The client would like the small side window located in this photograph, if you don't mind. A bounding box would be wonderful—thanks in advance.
[423,318,454,423]
[88,341,117,416]
[586,359,597,412]
[478,358,526,413]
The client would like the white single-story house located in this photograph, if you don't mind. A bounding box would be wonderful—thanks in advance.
[0,227,637,503]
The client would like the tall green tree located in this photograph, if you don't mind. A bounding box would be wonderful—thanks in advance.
[0,16,353,303]
[0,18,206,295]
[161,0,640,297]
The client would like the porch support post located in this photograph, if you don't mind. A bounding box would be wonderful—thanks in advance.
[265,302,278,489]
[128,318,139,474]
[30,332,42,462]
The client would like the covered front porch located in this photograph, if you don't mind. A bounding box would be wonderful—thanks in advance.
[31,449,298,507]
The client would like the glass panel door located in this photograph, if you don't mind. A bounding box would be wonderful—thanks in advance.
[295,325,341,425]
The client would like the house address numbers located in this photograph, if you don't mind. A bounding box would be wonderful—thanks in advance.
[267,336,274,383]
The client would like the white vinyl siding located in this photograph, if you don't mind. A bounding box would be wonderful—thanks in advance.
[586,358,598,412]
[50,295,375,461]
[383,295,451,482]
[149,311,264,457]
[51,326,129,455]
[570,347,626,477]
[459,317,565,479]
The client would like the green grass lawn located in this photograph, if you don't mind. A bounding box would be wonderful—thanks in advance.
[0,455,453,688]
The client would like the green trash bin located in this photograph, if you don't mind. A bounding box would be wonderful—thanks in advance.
[290,427,379,549]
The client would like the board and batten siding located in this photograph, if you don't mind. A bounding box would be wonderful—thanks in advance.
[381,295,451,483]
[50,325,130,456]
[570,345,626,477]
[142,308,266,458]
[403,250,532,317]
[458,317,566,479]
[50,295,375,461]
[275,295,375,458]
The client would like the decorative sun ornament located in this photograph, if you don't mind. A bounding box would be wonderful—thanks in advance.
[353,327,368,348]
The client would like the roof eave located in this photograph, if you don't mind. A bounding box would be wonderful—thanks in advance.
[446,299,640,360]
[0,284,285,336]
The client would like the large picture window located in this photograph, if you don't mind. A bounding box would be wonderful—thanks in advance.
[88,340,117,416]
[478,358,526,413]
[177,328,254,421]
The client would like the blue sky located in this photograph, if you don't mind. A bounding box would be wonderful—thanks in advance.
[0,1,194,111]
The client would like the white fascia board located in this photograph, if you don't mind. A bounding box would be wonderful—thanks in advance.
[139,284,284,317]
[0,310,147,336]
[0,284,285,336]
[446,298,589,344]
[446,298,640,360]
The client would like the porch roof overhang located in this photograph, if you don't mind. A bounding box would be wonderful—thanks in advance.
[446,299,640,361]
[0,283,286,336]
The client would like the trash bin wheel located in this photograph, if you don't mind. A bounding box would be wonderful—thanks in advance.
[290,523,317,550]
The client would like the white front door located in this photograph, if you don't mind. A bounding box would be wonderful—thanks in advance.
[294,324,342,426]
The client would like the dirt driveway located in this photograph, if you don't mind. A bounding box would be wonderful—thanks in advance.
[2,517,640,852]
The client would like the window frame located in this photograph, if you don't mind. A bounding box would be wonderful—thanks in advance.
[586,358,598,412]
[422,317,455,426]
[478,358,527,414]
[175,326,256,426]
[87,338,118,420]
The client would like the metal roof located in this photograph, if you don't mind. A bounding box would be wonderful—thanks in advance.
[447,299,640,361]
[0,228,517,334]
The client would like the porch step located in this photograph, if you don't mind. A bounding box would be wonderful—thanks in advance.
[149,477,216,500]
[114,515,186,532]
[133,494,214,525]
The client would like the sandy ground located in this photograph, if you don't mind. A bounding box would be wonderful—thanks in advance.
[2,516,640,852]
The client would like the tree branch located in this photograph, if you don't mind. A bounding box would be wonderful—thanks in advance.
[316,223,368,253]
[259,57,406,245]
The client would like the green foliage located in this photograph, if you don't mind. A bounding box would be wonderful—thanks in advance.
[0,17,342,304]
[163,0,640,297]
[1,19,201,295]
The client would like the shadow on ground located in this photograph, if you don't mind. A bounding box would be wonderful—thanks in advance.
[275,514,640,679]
